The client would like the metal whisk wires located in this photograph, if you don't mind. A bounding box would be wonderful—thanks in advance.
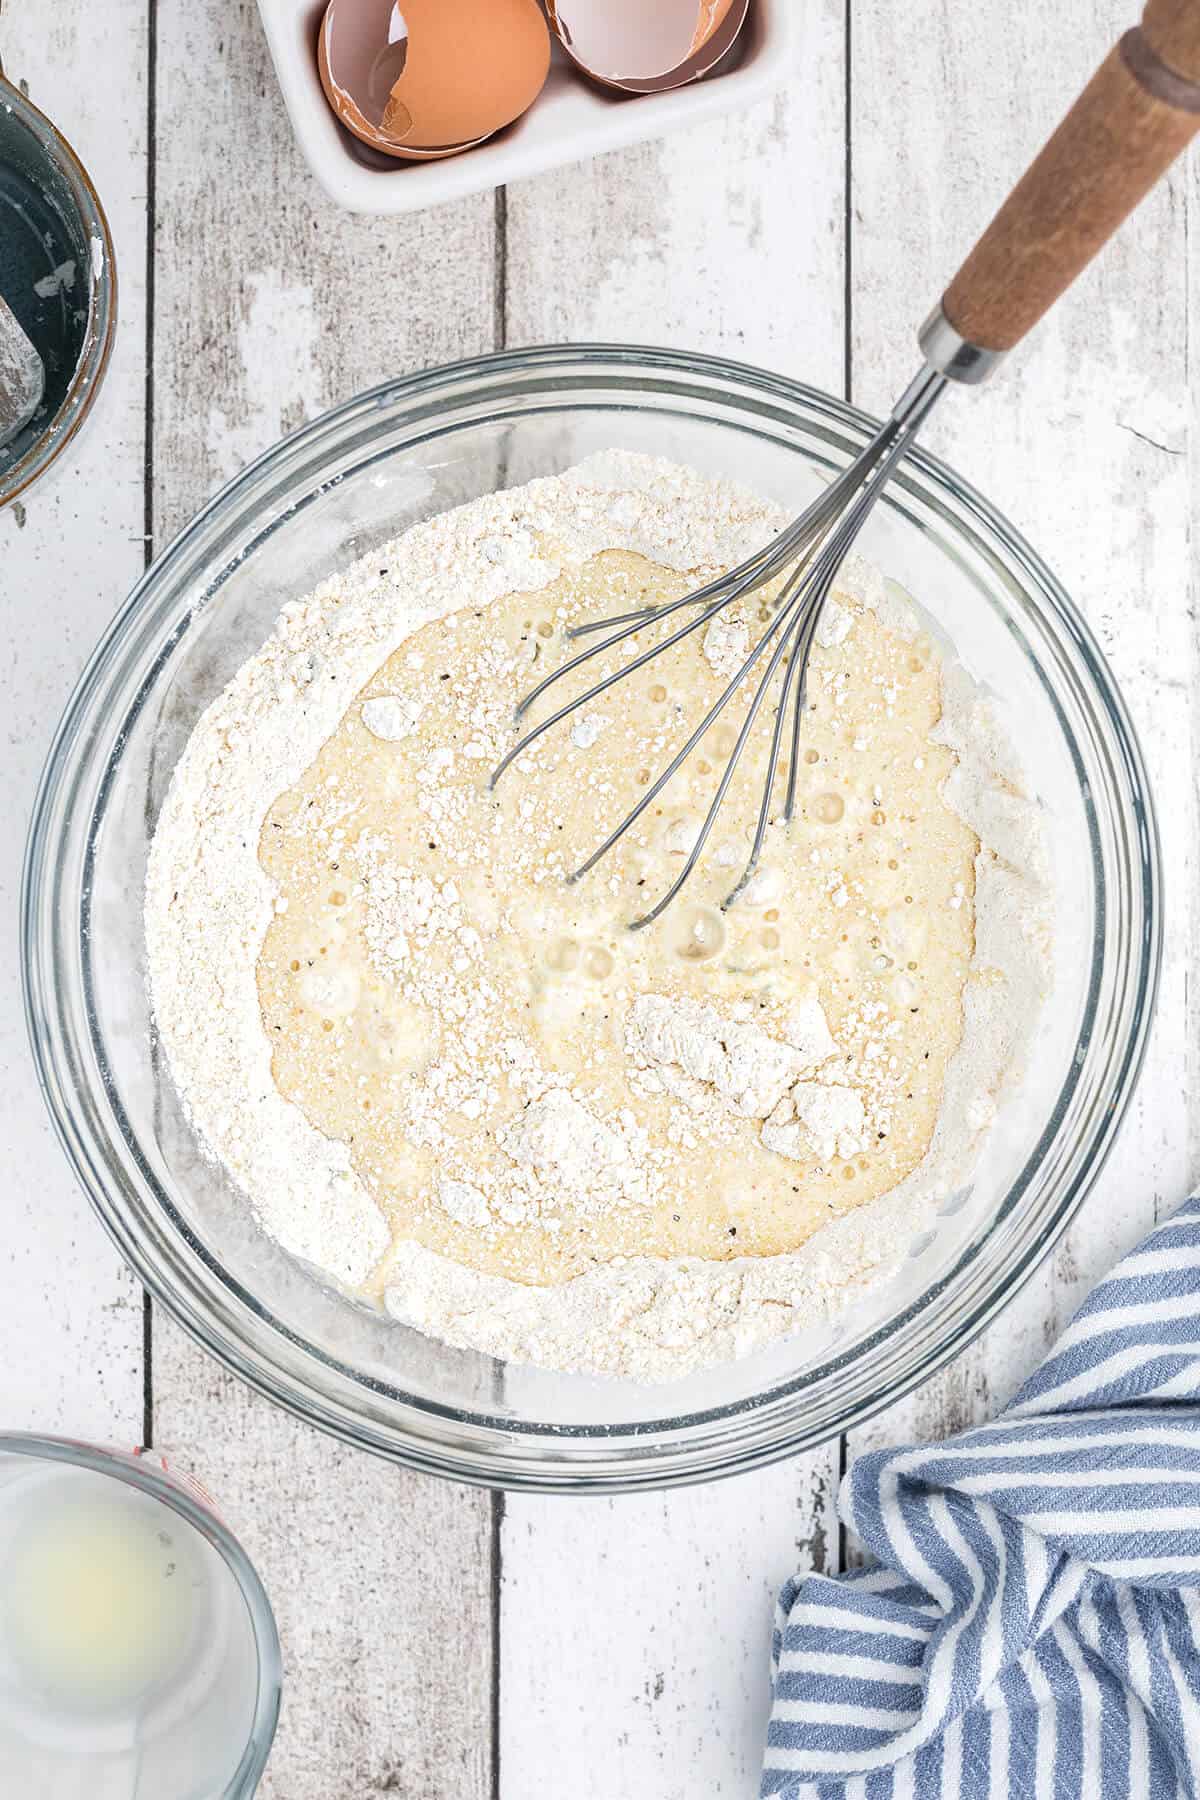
[490,367,946,929]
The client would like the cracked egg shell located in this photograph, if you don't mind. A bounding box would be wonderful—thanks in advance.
[318,0,550,160]
[547,0,750,94]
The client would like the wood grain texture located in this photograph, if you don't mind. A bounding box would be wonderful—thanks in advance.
[153,1313,495,1800]
[498,7,847,1793]
[0,0,147,1440]
[503,1,844,382]
[845,0,1199,1512]
[1145,0,1200,79]
[150,0,499,539]
[499,1466,833,1800]
[943,32,1200,351]
[147,3,499,1794]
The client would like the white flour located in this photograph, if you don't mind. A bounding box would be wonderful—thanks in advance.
[625,993,833,1119]
[145,451,1050,1381]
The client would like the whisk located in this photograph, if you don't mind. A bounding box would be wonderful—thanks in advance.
[494,0,1200,929]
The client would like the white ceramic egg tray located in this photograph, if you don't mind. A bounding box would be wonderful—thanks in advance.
[255,0,795,215]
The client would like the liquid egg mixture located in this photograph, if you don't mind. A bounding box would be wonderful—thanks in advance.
[257,550,975,1291]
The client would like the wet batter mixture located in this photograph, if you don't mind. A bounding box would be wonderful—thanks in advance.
[146,453,1048,1380]
[258,554,975,1289]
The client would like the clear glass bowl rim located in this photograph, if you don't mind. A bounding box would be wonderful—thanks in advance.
[0,1431,281,1795]
[22,343,1162,1492]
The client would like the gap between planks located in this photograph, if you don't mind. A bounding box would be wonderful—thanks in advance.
[141,0,160,1457]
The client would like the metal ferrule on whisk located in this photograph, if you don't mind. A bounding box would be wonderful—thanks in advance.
[917,304,1007,386]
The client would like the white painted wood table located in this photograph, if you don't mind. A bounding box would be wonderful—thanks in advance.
[2,3,1198,1794]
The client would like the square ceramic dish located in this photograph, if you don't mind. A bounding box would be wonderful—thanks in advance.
[255,0,795,214]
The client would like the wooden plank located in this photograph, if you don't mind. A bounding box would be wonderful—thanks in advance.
[503,17,843,381]
[498,8,849,1793]
[498,1467,834,1800]
[154,1312,495,1798]
[844,0,1198,1508]
[147,3,500,1793]
[150,11,499,539]
[0,1,147,1440]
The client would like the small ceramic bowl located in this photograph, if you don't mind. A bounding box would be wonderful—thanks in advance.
[0,62,117,509]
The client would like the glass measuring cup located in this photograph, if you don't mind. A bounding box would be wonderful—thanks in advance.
[0,1434,280,1797]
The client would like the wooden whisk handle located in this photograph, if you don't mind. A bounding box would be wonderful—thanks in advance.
[940,0,1200,356]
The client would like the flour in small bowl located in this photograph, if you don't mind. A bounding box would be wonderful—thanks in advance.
[145,452,1050,1382]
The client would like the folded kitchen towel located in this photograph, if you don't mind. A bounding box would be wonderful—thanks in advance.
[763,1195,1200,1799]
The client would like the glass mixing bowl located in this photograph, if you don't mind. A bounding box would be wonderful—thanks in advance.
[23,347,1160,1491]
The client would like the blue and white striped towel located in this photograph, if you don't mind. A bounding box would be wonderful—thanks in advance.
[764,1196,1200,1798]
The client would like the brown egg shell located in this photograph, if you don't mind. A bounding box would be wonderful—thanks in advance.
[547,0,749,94]
[318,23,488,166]
[318,0,550,159]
